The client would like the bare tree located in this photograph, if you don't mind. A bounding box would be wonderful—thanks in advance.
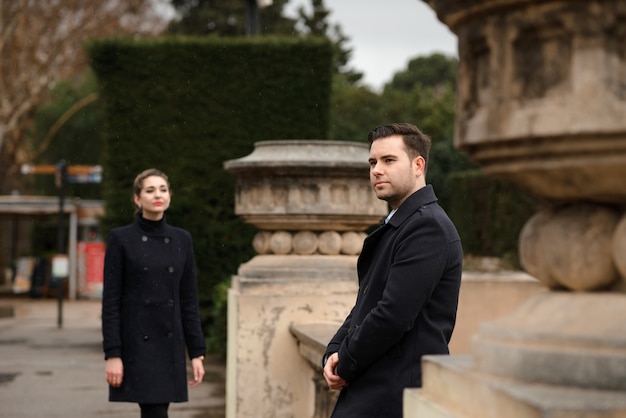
[0,0,171,193]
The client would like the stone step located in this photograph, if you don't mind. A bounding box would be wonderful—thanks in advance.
[404,355,626,418]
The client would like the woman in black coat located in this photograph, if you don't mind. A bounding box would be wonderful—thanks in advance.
[102,168,206,418]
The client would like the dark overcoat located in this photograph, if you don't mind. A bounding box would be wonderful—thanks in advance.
[325,185,463,418]
[102,215,206,404]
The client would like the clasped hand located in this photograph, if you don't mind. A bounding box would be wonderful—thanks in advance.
[323,352,348,390]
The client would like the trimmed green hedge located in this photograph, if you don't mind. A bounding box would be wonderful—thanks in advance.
[445,170,537,266]
[88,36,334,354]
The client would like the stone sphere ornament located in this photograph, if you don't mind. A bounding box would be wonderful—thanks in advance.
[520,204,620,291]
[269,231,293,255]
[293,231,319,255]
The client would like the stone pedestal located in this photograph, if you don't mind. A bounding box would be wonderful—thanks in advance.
[223,141,387,418]
[411,0,626,416]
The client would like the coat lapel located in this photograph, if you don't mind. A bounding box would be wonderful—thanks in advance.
[357,223,390,278]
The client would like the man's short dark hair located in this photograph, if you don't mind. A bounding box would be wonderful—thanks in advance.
[367,123,431,169]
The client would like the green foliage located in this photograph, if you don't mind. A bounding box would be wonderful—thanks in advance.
[385,53,458,92]
[168,0,296,36]
[296,0,362,84]
[328,75,383,141]
[428,138,477,211]
[446,170,537,262]
[169,0,362,85]
[25,72,103,198]
[87,36,333,352]
[328,54,458,143]
[205,278,231,358]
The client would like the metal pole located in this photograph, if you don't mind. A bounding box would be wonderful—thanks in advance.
[56,160,67,329]
[244,0,260,36]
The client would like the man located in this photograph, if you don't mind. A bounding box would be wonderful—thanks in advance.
[323,123,463,417]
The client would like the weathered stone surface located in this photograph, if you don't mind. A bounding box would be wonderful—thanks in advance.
[427,0,626,203]
[224,140,387,231]
[519,203,620,291]
[413,1,626,416]
[341,231,366,256]
[269,230,292,255]
[293,230,318,255]
[611,214,626,284]
[473,292,626,391]
[406,354,626,418]
[318,231,342,255]
[250,229,366,255]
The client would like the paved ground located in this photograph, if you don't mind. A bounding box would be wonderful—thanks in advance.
[0,298,226,418]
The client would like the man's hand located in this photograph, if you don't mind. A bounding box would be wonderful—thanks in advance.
[323,352,348,390]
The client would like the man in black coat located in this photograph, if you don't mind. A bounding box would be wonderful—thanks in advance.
[323,123,463,418]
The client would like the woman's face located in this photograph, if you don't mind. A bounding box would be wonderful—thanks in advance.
[133,175,171,220]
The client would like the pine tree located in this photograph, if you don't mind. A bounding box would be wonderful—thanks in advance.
[297,0,363,84]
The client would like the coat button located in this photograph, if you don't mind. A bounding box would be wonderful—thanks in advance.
[167,332,173,338]
[164,237,170,244]
[143,267,149,271]
[144,299,150,306]
[168,266,175,273]
[141,236,148,242]
[143,335,149,340]
[168,300,174,307]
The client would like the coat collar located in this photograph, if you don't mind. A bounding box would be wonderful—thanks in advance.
[386,184,438,228]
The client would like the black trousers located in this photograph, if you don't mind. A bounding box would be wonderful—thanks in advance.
[139,403,169,418]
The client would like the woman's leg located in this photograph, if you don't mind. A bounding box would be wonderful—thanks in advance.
[139,403,170,418]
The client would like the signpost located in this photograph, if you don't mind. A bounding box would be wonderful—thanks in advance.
[21,161,102,328]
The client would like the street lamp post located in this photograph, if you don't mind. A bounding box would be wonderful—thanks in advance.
[54,160,67,328]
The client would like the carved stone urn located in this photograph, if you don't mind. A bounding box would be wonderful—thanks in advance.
[408,1,626,416]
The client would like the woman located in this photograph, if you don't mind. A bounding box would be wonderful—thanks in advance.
[102,168,206,418]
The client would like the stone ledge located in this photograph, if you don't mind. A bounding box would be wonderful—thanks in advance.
[407,354,626,418]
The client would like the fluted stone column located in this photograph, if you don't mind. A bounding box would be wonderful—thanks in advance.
[407,1,626,417]
[223,140,387,418]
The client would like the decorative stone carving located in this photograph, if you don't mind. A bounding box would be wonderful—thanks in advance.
[428,0,626,204]
[250,230,369,255]
[224,140,387,231]
[519,204,620,291]
[293,231,318,255]
[269,230,292,255]
[341,232,367,256]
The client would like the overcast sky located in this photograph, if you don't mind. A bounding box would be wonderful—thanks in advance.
[283,0,458,91]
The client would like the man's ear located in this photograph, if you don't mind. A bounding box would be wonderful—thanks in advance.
[414,155,426,175]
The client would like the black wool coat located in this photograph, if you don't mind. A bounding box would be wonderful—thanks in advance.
[325,185,463,418]
[102,215,206,404]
